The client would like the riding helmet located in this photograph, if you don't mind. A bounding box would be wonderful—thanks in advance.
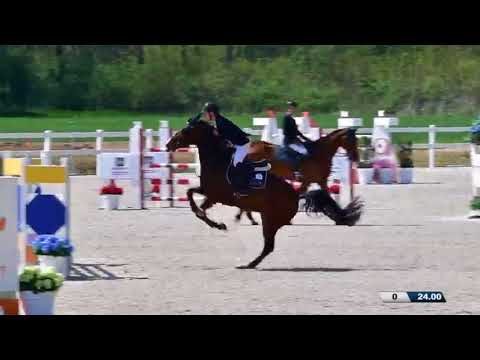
[287,100,298,108]
[203,102,220,114]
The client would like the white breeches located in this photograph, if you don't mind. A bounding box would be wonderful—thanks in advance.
[289,143,308,155]
[234,143,250,166]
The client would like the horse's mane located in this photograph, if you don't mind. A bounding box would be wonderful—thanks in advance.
[190,120,234,163]
[317,128,357,144]
[326,128,347,138]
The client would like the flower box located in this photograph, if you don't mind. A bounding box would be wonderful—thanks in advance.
[358,168,374,185]
[469,210,480,219]
[38,256,69,278]
[20,291,57,316]
[100,180,124,195]
[19,266,64,316]
[471,144,480,167]
[32,236,74,277]
[378,169,395,184]
[100,180,123,210]
[398,142,414,184]
[100,194,121,210]
[398,168,414,184]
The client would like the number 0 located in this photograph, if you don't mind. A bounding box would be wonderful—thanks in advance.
[392,293,398,300]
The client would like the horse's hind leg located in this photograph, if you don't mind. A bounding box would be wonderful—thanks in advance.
[187,188,227,231]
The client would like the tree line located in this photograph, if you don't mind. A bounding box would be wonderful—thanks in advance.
[1,45,480,115]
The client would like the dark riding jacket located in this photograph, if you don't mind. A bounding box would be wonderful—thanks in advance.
[283,113,309,146]
[215,115,250,146]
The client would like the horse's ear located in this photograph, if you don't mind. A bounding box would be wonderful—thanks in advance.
[344,128,358,145]
[347,128,357,138]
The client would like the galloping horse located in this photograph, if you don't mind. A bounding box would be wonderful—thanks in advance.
[236,128,360,224]
[166,119,363,269]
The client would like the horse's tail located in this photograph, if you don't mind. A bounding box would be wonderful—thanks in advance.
[302,190,364,227]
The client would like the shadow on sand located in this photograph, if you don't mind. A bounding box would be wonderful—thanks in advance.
[257,267,415,273]
[258,267,356,273]
[67,263,149,282]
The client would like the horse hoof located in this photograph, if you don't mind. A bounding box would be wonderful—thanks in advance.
[251,222,259,226]
[236,265,256,270]
[218,223,228,231]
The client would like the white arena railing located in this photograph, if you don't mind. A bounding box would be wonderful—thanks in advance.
[0,126,473,169]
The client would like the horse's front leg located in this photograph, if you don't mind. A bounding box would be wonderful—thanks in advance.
[245,212,259,226]
[187,188,227,231]
[235,210,259,226]
[235,210,244,223]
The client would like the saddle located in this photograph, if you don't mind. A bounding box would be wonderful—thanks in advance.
[226,157,271,192]
[276,145,309,170]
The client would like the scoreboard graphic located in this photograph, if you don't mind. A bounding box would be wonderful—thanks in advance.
[380,292,447,303]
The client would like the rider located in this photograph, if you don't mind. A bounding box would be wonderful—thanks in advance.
[203,102,252,196]
[283,100,313,158]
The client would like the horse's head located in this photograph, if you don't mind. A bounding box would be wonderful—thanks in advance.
[166,118,218,152]
[328,128,360,163]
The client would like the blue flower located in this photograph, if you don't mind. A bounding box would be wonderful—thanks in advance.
[34,235,47,245]
[51,241,61,252]
[41,244,51,254]
[48,236,59,244]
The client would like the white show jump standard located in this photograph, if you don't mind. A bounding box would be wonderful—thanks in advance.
[142,122,200,208]
[0,159,71,316]
[0,177,20,316]
[97,121,201,210]
[3,157,72,267]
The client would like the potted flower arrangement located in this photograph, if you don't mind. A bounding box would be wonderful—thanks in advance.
[471,120,480,165]
[100,180,123,210]
[19,266,64,315]
[357,137,375,185]
[32,235,74,278]
[398,142,414,184]
[470,120,480,219]
[358,161,375,184]
[470,196,480,219]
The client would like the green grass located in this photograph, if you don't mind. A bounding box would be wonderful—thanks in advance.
[0,110,475,144]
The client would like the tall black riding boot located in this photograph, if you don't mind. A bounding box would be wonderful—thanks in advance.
[234,162,251,197]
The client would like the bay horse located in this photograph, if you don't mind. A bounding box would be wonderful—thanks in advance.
[166,119,363,269]
[236,128,360,224]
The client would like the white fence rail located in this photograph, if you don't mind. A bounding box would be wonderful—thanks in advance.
[0,126,473,169]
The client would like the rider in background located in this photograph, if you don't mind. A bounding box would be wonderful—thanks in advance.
[266,107,277,119]
[203,102,252,196]
[282,101,313,156]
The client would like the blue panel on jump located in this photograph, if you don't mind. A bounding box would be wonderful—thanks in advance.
[26,194,66,235]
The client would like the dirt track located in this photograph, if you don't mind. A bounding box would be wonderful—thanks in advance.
[56,168,480,315]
